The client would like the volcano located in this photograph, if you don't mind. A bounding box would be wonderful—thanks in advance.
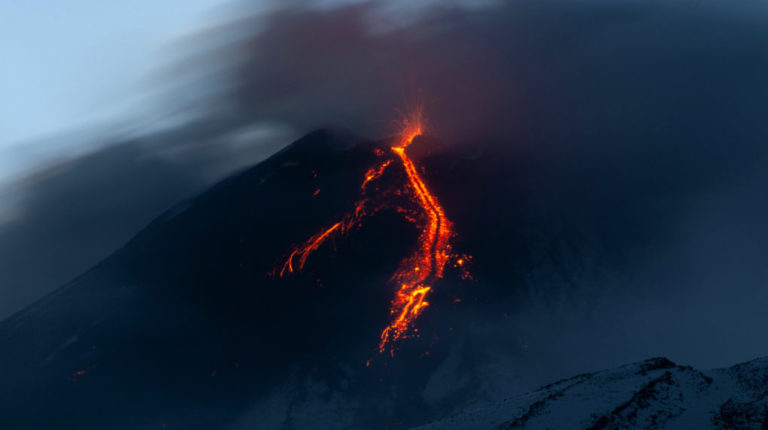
[2,125,764,429]
[0,129,491,429]
[272,107,469,355]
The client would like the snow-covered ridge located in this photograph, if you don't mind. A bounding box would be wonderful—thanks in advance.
[414,357,768,429]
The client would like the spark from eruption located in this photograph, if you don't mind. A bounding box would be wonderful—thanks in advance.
[274,99,468,355]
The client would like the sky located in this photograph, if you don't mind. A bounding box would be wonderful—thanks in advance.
[0,0,230,185]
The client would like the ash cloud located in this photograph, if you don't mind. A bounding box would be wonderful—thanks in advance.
[180,0,768,151]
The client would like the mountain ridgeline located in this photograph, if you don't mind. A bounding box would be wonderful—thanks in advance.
[0,130,532,429]
[1,129,758,429]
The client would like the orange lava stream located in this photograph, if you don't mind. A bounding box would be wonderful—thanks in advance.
[275,105,461,355]
[362,160,392,190]
[378,118,454,354]
[278,209,364,277]
[279,222,341,277]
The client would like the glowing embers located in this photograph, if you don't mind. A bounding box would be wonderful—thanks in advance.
[362,160,392,190]
[279,222,341,277]
[277,202,368,277]
[275,107,466,355]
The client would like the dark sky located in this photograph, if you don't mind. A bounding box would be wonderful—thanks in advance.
[2,0,768,376]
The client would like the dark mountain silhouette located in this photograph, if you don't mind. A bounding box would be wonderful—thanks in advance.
[0,129,527,429]
[0,128,760,429]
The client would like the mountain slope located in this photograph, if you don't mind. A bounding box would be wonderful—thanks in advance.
[416,357,768,430]
[2,127,761,429]
[0,129,491,429]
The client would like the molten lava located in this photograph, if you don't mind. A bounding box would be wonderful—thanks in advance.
[275,103,466,355]
[377,109,455,354]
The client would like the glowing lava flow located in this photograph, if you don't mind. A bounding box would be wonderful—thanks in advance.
[377,111,455,353]
[275,106,463,355]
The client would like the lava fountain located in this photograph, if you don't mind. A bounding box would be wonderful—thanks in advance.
[275,101,467,355]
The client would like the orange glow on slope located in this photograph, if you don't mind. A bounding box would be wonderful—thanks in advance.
[279,222,341,277]
[378,107,454,354]
[275,102,466,355]
[277,213,365,277]
[362,160,392,190]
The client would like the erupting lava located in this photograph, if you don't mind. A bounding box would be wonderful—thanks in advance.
[275,102,466,355]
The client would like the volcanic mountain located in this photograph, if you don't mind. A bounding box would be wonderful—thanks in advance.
[0,129,501,429]
[2,127,762,429]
